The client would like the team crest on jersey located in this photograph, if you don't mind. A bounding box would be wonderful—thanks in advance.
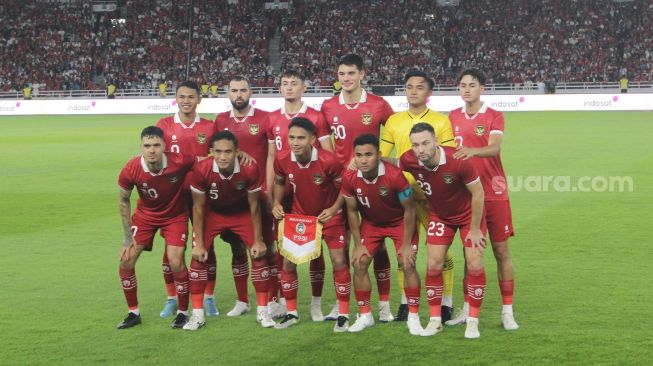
[475,125,486,136]
[249,124,259,135]
[443,174,454,184]
[379,186,389,197]
[235,181,246,190]
[169,175,179,183]
[362,113,372,125]
[197,133,207,144]
[313,173,324,185]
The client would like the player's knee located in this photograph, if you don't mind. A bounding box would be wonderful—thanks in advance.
[426,257,444,272]
[465,257,483,273]
[354,257,371,273]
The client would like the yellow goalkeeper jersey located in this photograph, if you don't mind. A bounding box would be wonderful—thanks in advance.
[380,108,456,200]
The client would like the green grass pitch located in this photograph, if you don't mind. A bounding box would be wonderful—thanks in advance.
[0,111,651,365]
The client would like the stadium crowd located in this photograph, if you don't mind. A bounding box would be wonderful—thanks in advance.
[1,0,651,92]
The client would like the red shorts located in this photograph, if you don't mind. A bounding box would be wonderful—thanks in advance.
[204,210,255,249]
[360,220,419,256]
[220,198,275,246]
[425,214,487,248]
[322,211,347,250]
[485,200,514,243]
[131,212,189,250]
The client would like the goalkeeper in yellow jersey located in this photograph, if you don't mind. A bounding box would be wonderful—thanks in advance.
[380,70,457,322]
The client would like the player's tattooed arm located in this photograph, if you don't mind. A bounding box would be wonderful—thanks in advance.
[118,189,135,260]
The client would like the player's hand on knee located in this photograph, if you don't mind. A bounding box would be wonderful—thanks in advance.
[465,229,486,252]
[399,244,416,269]
[351,245,370,270]
[119,238,135,261]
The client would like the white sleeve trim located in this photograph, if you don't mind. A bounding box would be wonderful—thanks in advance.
[318,135,331,141]
[119,185,132,192]
[268,139,276,144]
[247,186,262,193]
[465,177,481,186]
[190,185,205,194]
[489,130,504,135]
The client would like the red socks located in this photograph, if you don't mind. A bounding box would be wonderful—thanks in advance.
[354,290,372,314]
[205,246,217,296]
[373,249,391,302]
[425,269,443,318]
[333,268,351,315]
[251,257,270,307]
[189,259,207,310]
[232,254,249,303]
[499,280,514,305]
[404,286,421,314]
[467,268,486,318]
[280,269,298,311]
[309,255,325,297]
[172,268,190,312]
[119,267,138,310]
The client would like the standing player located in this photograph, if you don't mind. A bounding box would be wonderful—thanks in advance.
[320,54,396,322]
[271,117,351,332]
[400,123,487,339]
[184,131,274,330]
[380,70,457,322]
[155,80,219,318]
[267,70,334,321]
[215,76,274,317]
[448,69,518,330]
[116,126,194,329]
[342,134,421,334]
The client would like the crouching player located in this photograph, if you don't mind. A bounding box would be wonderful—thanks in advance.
[117,126,194,329]
[400,123,487,339]
[184,131,274,330]
[341,134,420,334]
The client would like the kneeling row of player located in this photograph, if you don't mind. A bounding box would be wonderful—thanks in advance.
[116,119,489,338]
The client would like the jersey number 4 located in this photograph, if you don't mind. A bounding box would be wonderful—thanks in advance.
[357,195,371,208]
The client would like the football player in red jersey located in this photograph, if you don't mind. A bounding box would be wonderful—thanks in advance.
[266,70,334,321]
[155,81,219,319]
[400,122,487,339]
[184,131,275,330]
[215,76,275,318]
[448,69,518,330]
[341,134,420,334]
[320,54,396,322]
[271,117,351,332]
[116,126,194,329]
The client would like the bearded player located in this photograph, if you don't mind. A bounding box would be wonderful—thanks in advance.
[400,122,487,339]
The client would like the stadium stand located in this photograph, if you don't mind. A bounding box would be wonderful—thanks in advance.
[1,0,651,95]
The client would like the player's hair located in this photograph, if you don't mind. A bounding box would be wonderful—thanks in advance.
[175,80,201,94]
[229,75,250,88]
[353,133,379,150]
[338,54,364,71]
[457,68,486,85]
[280,69,305,81]
[209,130,239,149]
[288,117,316,135]
[141,126,164,140]
[409,122,436,137]
[404,70,435,90]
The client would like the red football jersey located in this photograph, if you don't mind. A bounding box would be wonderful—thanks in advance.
[156,113,216,158]
[190,158,262,214]
[321,89,394,166]
[215,107,271,178]
[273,148,342,216]
[400,146,480,226]
[450,103,509,201]
[267,102,331,152]
[341,161,410,226]
[118,152,195,223]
